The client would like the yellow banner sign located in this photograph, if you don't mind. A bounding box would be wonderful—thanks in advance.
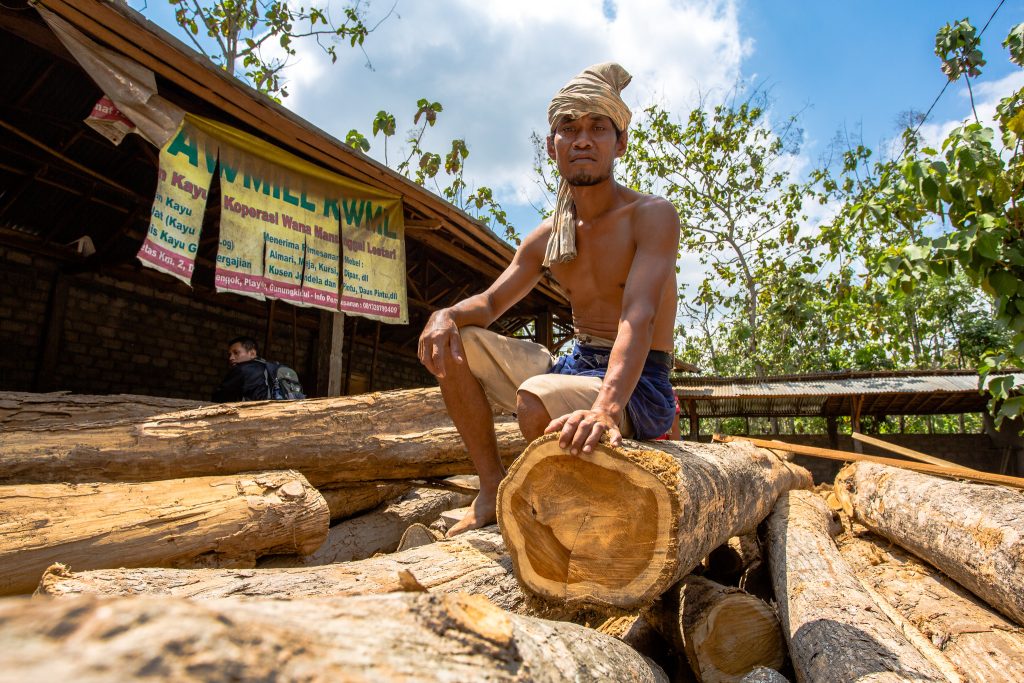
[137,115,408,323]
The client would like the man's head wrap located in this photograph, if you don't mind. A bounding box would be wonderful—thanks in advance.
[544,62,633,267]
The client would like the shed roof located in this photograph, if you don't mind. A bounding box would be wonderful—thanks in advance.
[0,0,573,374]
[674,370,1024,418]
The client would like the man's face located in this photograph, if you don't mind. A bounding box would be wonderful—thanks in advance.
[547,113,627,187]
[227,342,257,366]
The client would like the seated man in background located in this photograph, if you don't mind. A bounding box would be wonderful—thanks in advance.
[211,335,270,402]
[418,62,680,536]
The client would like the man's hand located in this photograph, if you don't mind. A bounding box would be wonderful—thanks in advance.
[418,310,465,378]
[544,409,622,455]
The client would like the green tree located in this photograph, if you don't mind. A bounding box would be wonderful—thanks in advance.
[623,93,821,376]
[354,100,517,243]
[833,18,1024,420]
[165,0,391,98]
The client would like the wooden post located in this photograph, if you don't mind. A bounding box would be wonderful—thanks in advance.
[368,322,381,392]
[315,311,345,397]
[851,395,864,454]
[263,299,277,359]
[291,305,299,369]
[826,416,838,450]
[33,271,69,392]
[536,310,553,350]
[686,399,699,439]
[344,317,358,394]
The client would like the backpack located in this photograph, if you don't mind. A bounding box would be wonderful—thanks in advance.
[261,360,306,400]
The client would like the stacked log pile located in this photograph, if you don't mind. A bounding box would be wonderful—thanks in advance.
[5,390,1024,681]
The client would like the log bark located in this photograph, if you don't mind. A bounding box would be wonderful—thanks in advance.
[317,481,411,521]
[496,434,812,609]
[0,391,206,428]
[0,387,525,488]
[0,470,328,596]
[834,460,1024,627]
[649,575,784,683]
[767,490,947,682]
[259,486,475,567]
[37,525,532,613]
[838,530,1024,682]
[0,592,668,682]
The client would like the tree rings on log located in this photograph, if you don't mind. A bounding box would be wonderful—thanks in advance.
[497,434,811,609]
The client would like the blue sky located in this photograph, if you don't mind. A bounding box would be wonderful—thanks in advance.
[133,0,1023,242]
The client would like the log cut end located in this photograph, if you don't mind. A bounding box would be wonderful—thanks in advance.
[497,434,677,609]
[688,592,784,682]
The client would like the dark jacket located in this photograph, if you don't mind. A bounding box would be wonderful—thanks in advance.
[211,359,269,402]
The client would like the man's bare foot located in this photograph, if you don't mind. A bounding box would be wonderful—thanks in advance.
[445,491,497,537]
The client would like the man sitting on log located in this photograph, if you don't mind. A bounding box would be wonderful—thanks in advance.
[418,62,680,536]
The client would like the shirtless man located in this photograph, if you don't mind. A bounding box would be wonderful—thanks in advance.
[418,63,680,536]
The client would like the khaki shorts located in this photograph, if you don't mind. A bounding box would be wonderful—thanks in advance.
[460,326,633,435]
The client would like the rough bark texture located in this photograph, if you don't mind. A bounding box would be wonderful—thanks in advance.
[767,490,946,682]
[0,470,328,596]
[37,526,531,613]
[259,487,474,567]
[649,575,784,683]
[497,434,812,609]
[838,528,1024,682]
[834,461,1024,627]
[0,391,206,428]
[0,387,525,487]
[739,668,788,683]
[318,481,411,521]
[0,592,668,682]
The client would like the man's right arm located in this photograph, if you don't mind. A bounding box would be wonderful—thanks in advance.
[418,224,549,378]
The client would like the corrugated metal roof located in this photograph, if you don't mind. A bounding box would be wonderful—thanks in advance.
[673,371,1024,418]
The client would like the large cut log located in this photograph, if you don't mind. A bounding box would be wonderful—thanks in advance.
[0,390,206,428]
[648,575,784,683]
[834,460,1024,627]
[259,486,475,567]
[37,526,531,613]
[839,530,1024,682]
[767,490,947,682]
[0,470,328,596]
[496,434,812,609]
[317,481,411,521]
[0,592,668,682]
[0,387,525,488]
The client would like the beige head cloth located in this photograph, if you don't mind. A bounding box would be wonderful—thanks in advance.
[544,62,633,267]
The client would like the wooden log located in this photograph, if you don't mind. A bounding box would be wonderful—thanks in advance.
[0,592,668,682]
[767,490,947,682]
[834,460,1024,627]
[37,526,532,613]
[259,487,475,567]
[739,668,788,683]
[718,434,1024,490]
[838,530,1024,682]
[648,575,784,683]
[703,533,763,589]
[496,434,812,609]
[0,387,526,487]
[317,481,411,521]
[398,522,442,551]
[0,390,206,428]
[0,470,328,596]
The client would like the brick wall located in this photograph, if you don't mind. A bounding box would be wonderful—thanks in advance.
[0,245,433,399]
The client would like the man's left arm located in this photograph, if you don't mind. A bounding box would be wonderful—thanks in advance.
[546,199,680,454]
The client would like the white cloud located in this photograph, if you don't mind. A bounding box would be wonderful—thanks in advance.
[916,70,1024,150]
[280,0,747,228]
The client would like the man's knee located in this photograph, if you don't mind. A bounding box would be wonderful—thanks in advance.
[516,389,551,441]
